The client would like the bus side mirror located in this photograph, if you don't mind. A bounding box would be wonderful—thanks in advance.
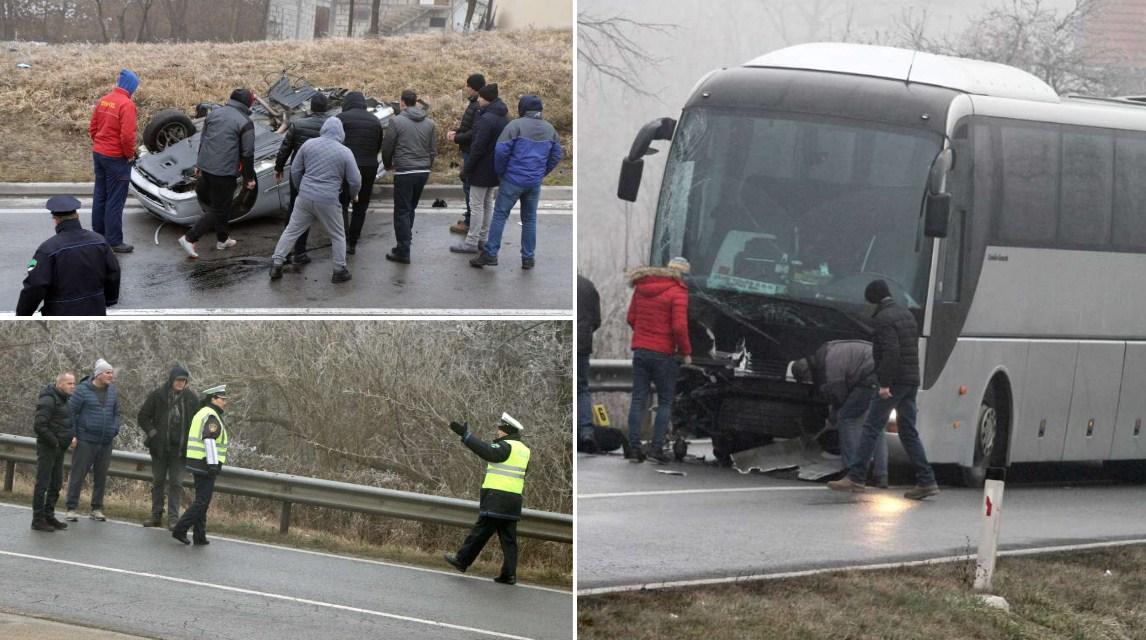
[924,192,951,238]
[618,117,676,202]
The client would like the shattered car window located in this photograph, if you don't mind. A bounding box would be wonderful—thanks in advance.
[652,107,940,320]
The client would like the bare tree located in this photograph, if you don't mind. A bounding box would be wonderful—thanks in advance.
[369,0,381,35]
[93,0,111,42]
[163,0,188,41]
[135,0,153,42]
[892,0,1120,96]
[577,12,676,97]
[346,0,355,37]
[762,0,858,46]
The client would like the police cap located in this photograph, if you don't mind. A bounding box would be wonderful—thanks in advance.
[45,196,81,216]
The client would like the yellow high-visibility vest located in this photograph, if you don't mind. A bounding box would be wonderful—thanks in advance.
[481,440,530,494]
[186,405,228,465]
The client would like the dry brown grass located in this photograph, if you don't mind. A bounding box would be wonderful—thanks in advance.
[578,547,1146,639]
[0,29,571,184]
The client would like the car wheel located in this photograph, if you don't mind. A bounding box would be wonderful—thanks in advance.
[143,109,195,153]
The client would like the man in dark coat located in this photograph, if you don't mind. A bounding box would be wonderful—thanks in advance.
[447,73,485,235]
[31,372,76,532]
[137,365,199,528]
[577,274,602,452]
[17,196,120,316]
[336,91,384,254]
[451,84,508,254]
[828,279,939,499]
[274,94,333,263]
[444,414,530,585]
[65,359,121,522]
[178,88,257,259]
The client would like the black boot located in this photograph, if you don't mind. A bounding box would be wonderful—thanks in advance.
[494,575,517,585]
[31,518,55,532]
[469,252,498,268]
[142,514,163,527]
[444,553,467,573]
[45,515,68,530]
[172,530,191,545]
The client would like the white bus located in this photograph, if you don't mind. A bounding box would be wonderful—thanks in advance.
[618,42,1146,485]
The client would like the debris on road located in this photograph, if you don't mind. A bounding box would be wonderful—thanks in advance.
[655,470,687,476]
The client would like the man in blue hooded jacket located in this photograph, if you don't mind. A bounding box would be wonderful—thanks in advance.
[65,359,121,522]
[470,95,562,270]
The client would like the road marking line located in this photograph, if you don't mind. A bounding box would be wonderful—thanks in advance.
[0,502,569,595]
[577,538,1146,595]
[0,309,570,317]
[579,486,824,499]
[0,549,537,639]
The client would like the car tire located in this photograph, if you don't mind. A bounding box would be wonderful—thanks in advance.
[961,385,1007,488]
[143,109,195,152]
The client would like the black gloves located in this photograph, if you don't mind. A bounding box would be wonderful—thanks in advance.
[56,436,69,450]
[449,421,468,437]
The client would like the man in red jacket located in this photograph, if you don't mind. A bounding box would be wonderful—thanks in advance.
[626,256,692,463]
[89,69,139,254]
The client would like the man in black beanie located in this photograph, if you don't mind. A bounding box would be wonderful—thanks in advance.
[274,94,334,264]
[828,279,939,499]
[447,73,486,234]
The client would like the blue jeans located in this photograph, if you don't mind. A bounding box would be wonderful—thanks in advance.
[627,349,680,450]
[849,384,935,486]
[92,152,131,246]
[483,180,540,259]
[461,152,471,225]
[578,352,593,443]
[836,386,888,482]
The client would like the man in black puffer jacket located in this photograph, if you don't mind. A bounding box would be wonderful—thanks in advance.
[31,372,76,532]
[336,91,384,254]
[137,365,199,528]
[447,73,485,235]
[829,279,938,499]
[274,94,333,264]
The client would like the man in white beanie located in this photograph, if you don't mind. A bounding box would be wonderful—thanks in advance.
[65,358,121,522]
[444,413,530,585]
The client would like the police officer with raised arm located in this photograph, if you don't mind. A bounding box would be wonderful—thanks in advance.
[444,413,530,585]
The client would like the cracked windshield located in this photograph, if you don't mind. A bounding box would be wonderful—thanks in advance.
[652,107,941,321]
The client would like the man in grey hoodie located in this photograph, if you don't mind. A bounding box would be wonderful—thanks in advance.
[381,90,436,264]
[269,118,361,284]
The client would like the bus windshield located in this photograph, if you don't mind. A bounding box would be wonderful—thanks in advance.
[652,107,942,321]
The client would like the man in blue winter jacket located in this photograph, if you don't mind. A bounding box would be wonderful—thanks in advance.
[65,358,121,522]
[470,95,563,270]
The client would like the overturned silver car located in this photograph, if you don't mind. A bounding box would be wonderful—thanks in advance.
[129,73,394,226]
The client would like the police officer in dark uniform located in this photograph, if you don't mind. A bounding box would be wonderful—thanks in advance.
[16,196,121,316]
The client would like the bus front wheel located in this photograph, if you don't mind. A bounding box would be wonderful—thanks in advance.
[960,386,1006,488]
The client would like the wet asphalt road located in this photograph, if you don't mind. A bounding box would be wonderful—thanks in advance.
[0,193,572,314]
[0,503,572,640]
[577,445,1146,592]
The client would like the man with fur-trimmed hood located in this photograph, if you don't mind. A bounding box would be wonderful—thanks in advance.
[137,365,199,528]
[625,257,692,463]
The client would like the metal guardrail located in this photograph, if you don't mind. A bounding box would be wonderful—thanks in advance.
[0,434,570,544]
[588,359,634,393]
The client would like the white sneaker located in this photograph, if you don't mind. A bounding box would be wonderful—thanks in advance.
[178,235,199,258]
[65,510,78,522]
[216,238,238,250]
[90,510,106,522]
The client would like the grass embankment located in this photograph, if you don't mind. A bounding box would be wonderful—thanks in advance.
[2,473,570,589]
[579,546,1146,639]
[0,29,571,184]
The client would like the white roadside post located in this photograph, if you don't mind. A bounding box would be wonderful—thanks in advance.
[973,471,1006,591]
